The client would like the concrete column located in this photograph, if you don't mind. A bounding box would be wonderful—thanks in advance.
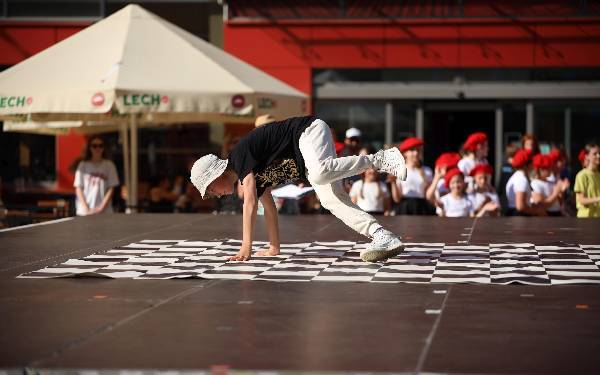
[385,102,393,145]
[416,103,424,139]
[526,101,534,135]
[565,107,572,158]
[495,105,503,189]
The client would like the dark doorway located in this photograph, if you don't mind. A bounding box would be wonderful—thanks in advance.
[424,108,496,176]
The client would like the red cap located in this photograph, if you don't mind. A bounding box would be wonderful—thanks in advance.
[511,149,532,169]
[435,152,461,169]
[469,164,493,177]
[578,149,587,163]
[444,168,464,189]
[532,154,552,169]
[547,149,563,164]
[399,137,424,153]
[463,132,488,151]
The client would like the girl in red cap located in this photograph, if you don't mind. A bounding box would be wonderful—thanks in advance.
[530,154,568,216]
[458,132,489,191]
[574,144,600,218]
[389,137,435,215]
[426,152,461,214]
[468,164,500,217]
[436,168,474,217]
[505,149,546,216]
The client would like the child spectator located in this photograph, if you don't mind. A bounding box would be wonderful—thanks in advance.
[469,164,500,217]
[574,144,600,218]
[505,149,546,216]
[147,176,179,213]
[426,152,461,206]
[458,132,489,177]
[390,137,434,215]
[578,149,588,169]
[530,154,567,217]
[437,168,474,217]
[522,133,540,155]
[350,168,392,215]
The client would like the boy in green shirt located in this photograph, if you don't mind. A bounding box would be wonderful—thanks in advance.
[574,144,600,218]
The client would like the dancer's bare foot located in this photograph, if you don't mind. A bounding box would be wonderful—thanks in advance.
[255,244,280,257]
[229,246,252,261]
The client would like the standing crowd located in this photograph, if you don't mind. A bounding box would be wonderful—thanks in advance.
[328,127,600,218]
[71,123,600,219]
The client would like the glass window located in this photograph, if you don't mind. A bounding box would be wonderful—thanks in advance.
[571,104,600,172]
[7,0,101,17]
[534,102,566,153]
[393,103,416,143]
[315,100,386,150]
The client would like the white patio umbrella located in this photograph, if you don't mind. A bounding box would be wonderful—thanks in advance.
[0,4,309,210]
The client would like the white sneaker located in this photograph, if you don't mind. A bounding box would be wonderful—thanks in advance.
[372,147,407,181]
[360,228,404,262]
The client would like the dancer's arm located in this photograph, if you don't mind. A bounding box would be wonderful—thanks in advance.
[256,188,281,256]
[230,172,258,261]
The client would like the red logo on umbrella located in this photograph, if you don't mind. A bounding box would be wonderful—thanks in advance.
[26,97,33,105]
[232,95,245,108]
[161,95,169,104]
[91,93,105,107]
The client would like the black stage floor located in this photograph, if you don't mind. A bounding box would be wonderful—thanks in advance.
[1,214,599,374]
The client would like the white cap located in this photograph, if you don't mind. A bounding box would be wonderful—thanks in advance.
[345,127,361,139]
[190,154,228,199]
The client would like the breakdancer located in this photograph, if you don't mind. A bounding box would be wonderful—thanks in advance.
[190,115,407,262]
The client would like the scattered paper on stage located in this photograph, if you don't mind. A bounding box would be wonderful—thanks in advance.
[271,184,314,200]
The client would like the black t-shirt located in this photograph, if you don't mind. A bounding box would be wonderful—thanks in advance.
[228,115,316,197]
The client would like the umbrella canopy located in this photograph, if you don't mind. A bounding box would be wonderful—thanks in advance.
[0,4,310,212]
[0,4,308,126]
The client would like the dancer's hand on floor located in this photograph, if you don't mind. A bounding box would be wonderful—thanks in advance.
[255,244,280,257]
[229,246,252,261]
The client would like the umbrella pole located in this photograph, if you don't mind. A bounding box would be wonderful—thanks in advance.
[130,114,138,213]
[120,123,131,214]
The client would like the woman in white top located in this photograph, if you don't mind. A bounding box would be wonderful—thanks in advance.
[530,154,567,216]
[350,168,391,215]
[436,168,474,217]
[73,137,120,216]
[505,149,545,216]
[390,137,434,215]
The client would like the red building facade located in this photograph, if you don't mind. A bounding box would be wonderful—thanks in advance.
[223,1,600,179]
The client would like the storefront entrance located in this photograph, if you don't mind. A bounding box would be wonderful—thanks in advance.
[424,103,496,170]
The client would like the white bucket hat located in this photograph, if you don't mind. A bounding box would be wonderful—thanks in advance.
[190,154,228,199]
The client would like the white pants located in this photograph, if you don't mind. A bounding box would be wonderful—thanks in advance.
[299,119,382,237]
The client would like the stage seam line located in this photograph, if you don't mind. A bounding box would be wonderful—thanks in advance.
[0,216,211,274]
[465,217,478,244]
[414,285,452,374]
[26,279,222,368]
[0,217,74,233]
